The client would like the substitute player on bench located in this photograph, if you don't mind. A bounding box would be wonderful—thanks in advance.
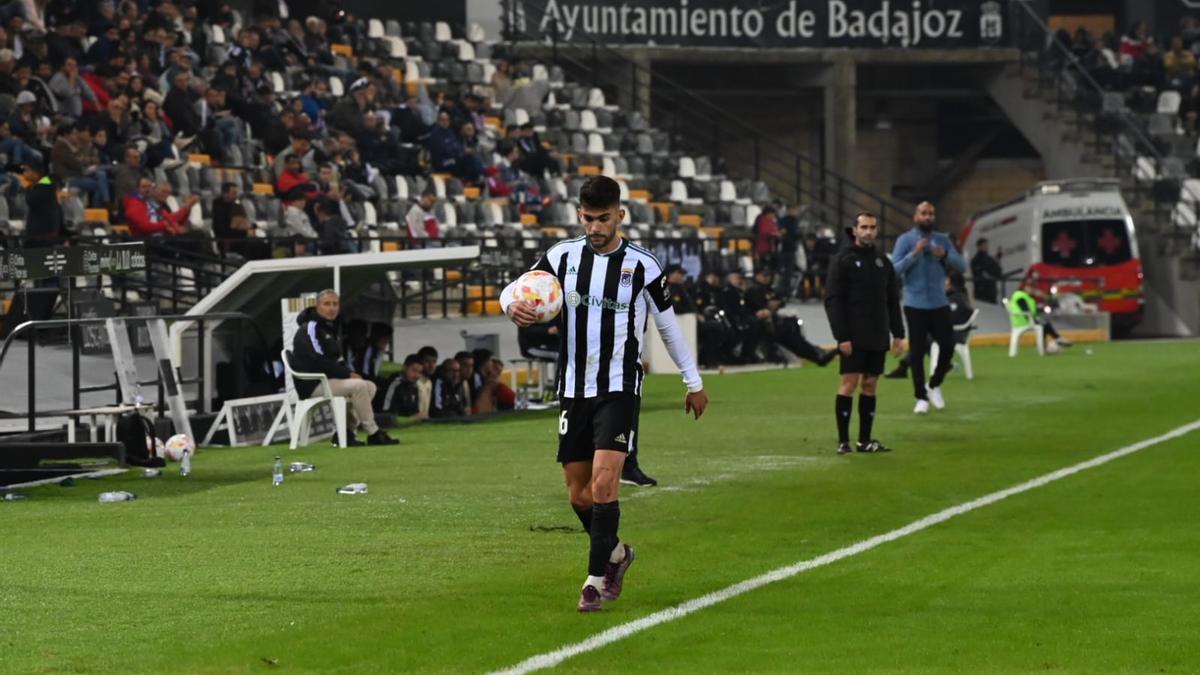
[501,176,709,612]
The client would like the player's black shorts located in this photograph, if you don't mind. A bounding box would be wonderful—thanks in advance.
[839,349,887,375]
[557,392,639,464]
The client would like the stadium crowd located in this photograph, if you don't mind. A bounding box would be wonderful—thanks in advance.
[2,0,583,253]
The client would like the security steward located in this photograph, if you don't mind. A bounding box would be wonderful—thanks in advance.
[719,270,759,363]
[692,270,734,367]
[745,268,837,366]
[824,212,905,454]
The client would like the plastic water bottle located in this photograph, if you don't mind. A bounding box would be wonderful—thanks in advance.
[180,449,191,477]
[98,491,137,503]
[3,492,28,501]
[272,456,284,486]
[289,462,315,473]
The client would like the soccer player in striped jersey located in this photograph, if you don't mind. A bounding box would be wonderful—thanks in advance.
[501,176,709,612]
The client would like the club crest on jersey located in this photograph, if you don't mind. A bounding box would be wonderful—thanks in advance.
[875,258,884,268]
[620,268,633,287]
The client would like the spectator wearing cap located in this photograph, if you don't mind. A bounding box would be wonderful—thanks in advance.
[124,176,194,237]
[21,158,64,248]
[405,190,440,241]
[326,77,372,138]
[48,56,96,119]
[51,122,110,207]
[426,109,485,184]
[7,90,49,155]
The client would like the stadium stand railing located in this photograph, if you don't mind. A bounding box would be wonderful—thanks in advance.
[1008,1,1200,263]
[499,0,914,244]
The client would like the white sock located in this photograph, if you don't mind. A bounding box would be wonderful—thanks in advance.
[609,541,625,564]
[584,575,606,590]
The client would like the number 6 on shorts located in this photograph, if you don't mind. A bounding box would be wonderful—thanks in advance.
[559,410,569,436]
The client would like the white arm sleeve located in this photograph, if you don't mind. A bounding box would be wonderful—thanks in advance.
[650,306,704,393]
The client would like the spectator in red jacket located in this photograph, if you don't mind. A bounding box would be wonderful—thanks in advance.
[275,153,315,199]
[124,177,197,237]
[753,204,780,265]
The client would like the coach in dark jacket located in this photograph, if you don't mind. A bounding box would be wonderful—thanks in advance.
[290,290,397,446]
[824,213,904,454]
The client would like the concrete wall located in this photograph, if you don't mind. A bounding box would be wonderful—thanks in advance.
[937,159,1047,235]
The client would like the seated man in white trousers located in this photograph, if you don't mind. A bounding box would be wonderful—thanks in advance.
[291,290,398,446]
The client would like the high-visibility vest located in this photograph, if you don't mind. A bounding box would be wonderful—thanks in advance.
[1009,289,1036,328]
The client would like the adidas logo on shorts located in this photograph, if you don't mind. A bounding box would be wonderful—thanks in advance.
[614,433,627,444]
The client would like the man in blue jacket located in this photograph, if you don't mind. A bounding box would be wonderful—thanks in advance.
[890,202,966,414]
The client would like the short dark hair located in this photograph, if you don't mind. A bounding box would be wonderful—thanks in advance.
[417,345,438,359]
[977,237,989,246]
[369,322,392,341]
[579,176,621,210]
[471,348,493,367]
[454,350,472,360]
[854,211,878,224]
[220,181,238,193]
[403,353,423,367]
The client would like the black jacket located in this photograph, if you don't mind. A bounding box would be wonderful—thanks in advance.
[430,373,466,418]
[668,282,697,314]
[24,176,65,247]
[824,243,904,350]
[744,280,780,315]
[719,283,752,324]
[290,307,352,398]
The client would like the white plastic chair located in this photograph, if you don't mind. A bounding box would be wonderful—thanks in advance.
[929,308,980,380]
[280,351,349,449]
[329,76,344,97]
[368,19,385,38]
[1158,90,1182,114]
[678,156,696,179]
[587,88,606,109]
[1003,299,1045,357]
[435,22,452,42]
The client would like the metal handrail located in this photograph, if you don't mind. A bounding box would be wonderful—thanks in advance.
[0,311,269,433]
[500,0,913,235]
[1009,1,1200,211]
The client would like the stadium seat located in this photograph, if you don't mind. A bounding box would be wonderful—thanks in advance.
[1157,90,1182,115]
[368,19,385,39]
[435,22,452,42]
[280,351,349,449]
[678,156,696,179]
[1003,300,1045,357]
[329,76,344,97]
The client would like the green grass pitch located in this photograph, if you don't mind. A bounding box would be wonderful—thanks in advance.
[2,340,1199,673]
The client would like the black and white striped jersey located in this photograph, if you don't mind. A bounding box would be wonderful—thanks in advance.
[501,236,703,399]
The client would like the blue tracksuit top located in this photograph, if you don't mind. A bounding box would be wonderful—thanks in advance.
[890,228,967,310]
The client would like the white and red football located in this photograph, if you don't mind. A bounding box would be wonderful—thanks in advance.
[509,270,563,324]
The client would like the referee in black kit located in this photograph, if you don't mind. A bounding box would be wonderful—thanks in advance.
[824,212,905,454]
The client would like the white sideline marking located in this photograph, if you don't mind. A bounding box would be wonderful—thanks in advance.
[492,419,1200,675]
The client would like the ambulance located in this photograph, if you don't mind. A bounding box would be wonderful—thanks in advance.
[959,178,1144,330]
